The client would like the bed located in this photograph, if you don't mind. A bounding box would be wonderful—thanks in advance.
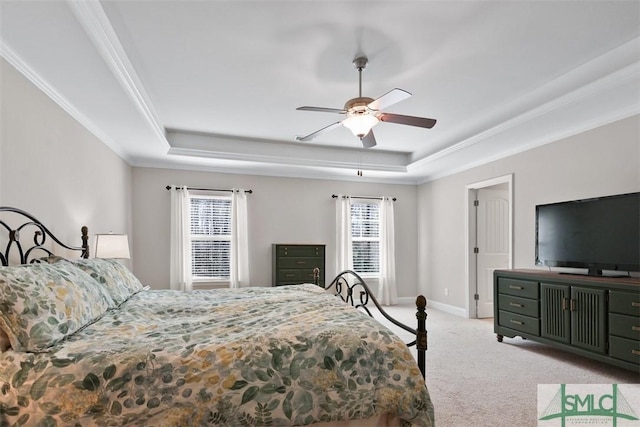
[0,207,434,426]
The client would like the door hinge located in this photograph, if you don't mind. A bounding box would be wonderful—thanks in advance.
[474,200,479,207]
[474,294,480,301]
[473,247,479,254]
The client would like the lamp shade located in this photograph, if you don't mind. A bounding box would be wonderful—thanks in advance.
[94,234,130,259]
[342,114,379,138]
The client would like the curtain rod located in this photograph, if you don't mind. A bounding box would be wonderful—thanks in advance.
[166,186,253,194]
[332,194,396,202]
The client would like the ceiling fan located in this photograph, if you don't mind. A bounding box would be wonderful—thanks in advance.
[296,56,436,148]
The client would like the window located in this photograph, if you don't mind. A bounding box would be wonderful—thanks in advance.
[189,196,232,280]
[351,201,380,274]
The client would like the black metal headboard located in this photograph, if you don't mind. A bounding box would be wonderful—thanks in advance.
[0,207,89,265]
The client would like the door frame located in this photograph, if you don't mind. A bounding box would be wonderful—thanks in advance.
[464,174,513,319]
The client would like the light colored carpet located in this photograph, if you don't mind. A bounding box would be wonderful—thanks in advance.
[372,303,639,427]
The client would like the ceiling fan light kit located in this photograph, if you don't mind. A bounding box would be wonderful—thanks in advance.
[343,113,379,138]
[296,56,437,148]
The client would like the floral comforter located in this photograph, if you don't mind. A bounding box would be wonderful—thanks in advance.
[0,284,434,426]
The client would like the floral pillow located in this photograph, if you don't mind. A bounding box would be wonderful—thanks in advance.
[0,261,114,352]
[70,258,144,306]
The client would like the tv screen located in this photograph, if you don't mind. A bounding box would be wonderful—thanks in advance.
[535,192,640,275]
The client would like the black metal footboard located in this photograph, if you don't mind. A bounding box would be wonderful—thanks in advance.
[317,269,428,379]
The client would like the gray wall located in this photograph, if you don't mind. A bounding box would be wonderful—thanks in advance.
[418,115,640,313]
[131,167,419,297]
[0,58,132,258]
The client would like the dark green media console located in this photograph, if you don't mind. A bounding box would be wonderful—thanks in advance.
[494,269,640,372]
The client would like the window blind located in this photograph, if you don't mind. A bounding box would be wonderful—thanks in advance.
[351,202,380,274]
[190,197,232,279]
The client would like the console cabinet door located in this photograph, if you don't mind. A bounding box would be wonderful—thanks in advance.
[570,287,607,354]
[541,283,571,343]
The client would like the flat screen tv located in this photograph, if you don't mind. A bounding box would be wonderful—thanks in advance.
[535,192,640,276]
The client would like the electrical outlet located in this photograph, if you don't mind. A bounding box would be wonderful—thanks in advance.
[444,288,449,296]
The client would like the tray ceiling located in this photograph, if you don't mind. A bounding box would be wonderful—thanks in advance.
[1,1,638,183]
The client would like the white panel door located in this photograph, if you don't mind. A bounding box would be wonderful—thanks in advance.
[476,188,510,318]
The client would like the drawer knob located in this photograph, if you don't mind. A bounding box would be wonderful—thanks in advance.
[509,285,524,290]
[510,319,524,325]
[632,302,640,308]
[632,350,640,356]
[632,326,640,332]
[297,261,307,265]
[509,302,524,308]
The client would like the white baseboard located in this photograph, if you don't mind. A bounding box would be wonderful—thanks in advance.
[396,297,468,318]
[425,299,467,318]
[397,297,415,305]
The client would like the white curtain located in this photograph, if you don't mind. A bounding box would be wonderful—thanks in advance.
[378,197,398,305]
[170,186,193,291]
[335,195,353,273]
[230,189,250,288]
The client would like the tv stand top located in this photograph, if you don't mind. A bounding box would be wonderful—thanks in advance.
[558,270,630,279]
[496,269,640,289]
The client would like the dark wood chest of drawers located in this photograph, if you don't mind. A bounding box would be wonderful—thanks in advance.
[272,244,325,286]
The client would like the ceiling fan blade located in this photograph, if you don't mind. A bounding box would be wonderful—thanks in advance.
[296,121,343,141]
[297,106,346,114]
[379,113,437,129]
[361,130,377,148]
[367,88,412,111]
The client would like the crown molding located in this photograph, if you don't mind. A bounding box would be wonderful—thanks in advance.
[0,40,132,163]
[167,146,408,174]
[410,63,639,172]
[414,105,639,185]
[409,37,640,172]
[132,159,420,185]
[67,0,168,149]
[166,129,409,173]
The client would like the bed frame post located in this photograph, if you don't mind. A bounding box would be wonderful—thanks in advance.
[416,295,427,379]
[81,226,89,258]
